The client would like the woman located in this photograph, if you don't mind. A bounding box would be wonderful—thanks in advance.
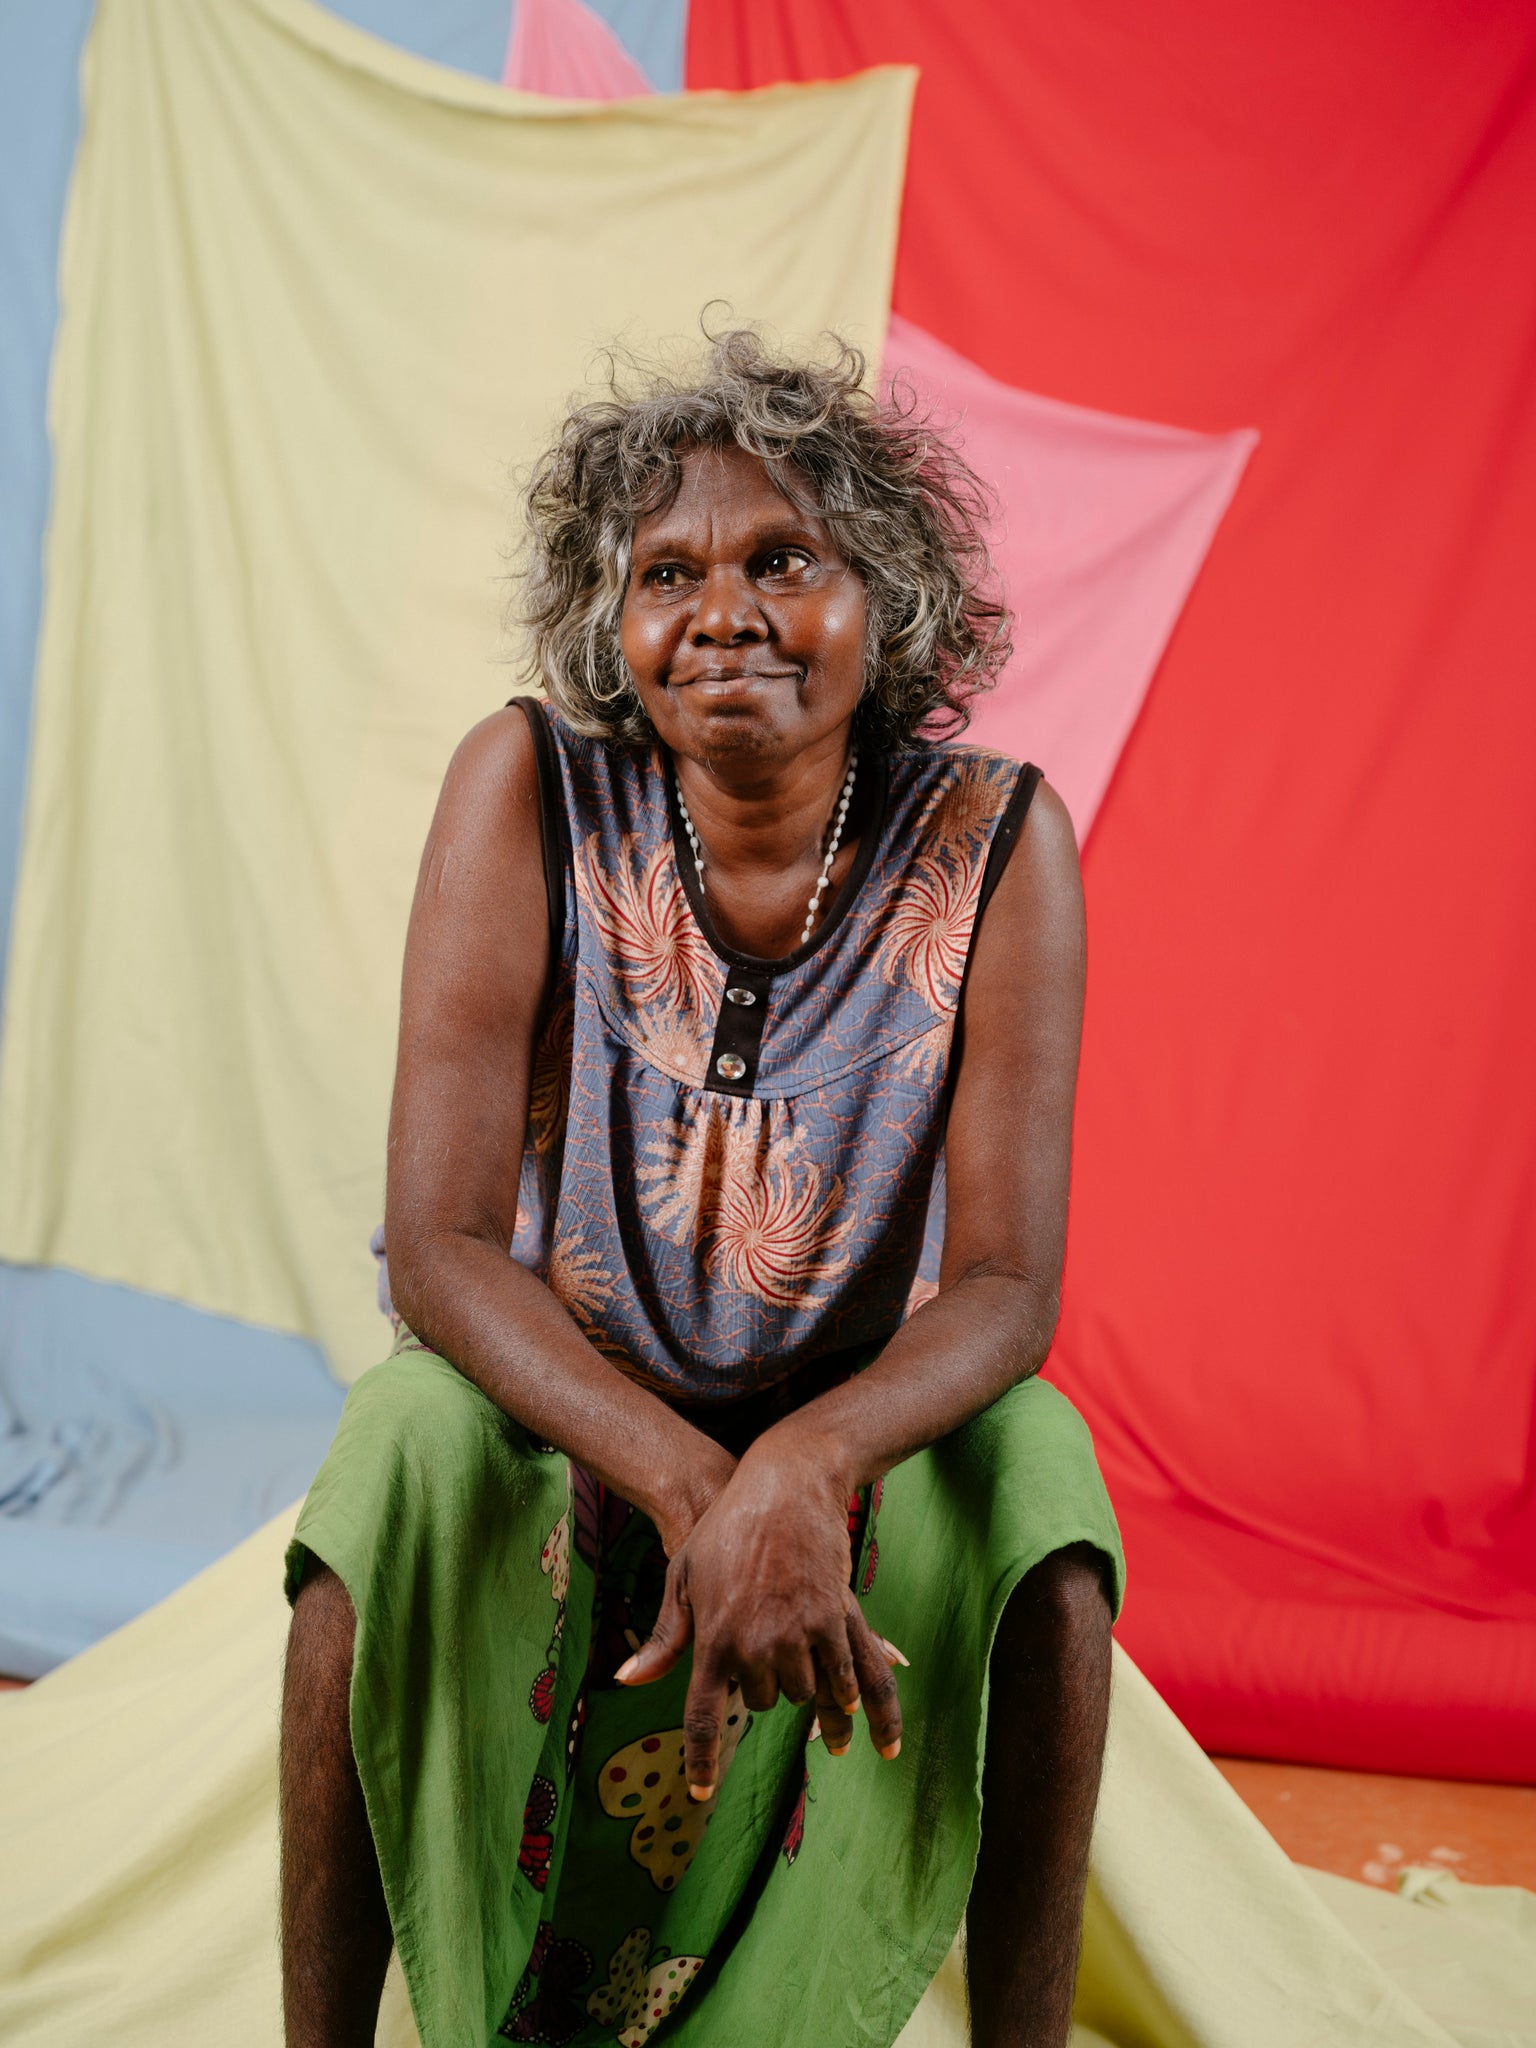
[280,333,1123,2048]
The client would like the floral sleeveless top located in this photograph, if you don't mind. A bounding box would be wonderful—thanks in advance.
[507,702,1039,1406]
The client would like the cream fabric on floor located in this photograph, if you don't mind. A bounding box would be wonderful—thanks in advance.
[0,0,911,1380]
[1301,1869,1536,2048]
[5,1505,1527,2047]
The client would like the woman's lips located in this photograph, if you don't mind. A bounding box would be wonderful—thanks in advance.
[670,669,799,697]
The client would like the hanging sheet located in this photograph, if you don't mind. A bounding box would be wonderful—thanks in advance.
[8,1511,1525,2048]
[0,1264,344,1679]
[882,317,1254,837]
[502,9,1257,842]
[0,0,96,1004]
[0,0,523,1683]
[503,0,650,96]
[0,0,911,1384]
[688,0,1536,1783]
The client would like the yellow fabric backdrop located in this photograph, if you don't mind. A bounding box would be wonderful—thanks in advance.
[0,0,911,1377]
[5,1511,1528,2047]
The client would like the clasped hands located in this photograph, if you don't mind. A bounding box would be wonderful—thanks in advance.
[615,1435,905,1801]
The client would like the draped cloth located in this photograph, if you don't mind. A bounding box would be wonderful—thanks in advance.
[498,0,1259,847]
[0,0,911,1382]
[688,0,1536,1784]
[6,1505,1530,2047]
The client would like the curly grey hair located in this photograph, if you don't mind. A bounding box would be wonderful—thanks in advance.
[515,329,1011,752]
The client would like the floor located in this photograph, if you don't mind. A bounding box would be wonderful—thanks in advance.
[1212,1755,1536,1889]
[5,1669,1533,1891]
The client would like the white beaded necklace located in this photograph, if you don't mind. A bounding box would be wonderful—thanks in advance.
[676,745,860,950]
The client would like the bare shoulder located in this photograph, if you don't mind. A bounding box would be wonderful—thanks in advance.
[944,772,1086,1270]
[415,702,546,893]
[1012,776,1080,889]
[401,702,552,1033]
[389,703,554,1262]
[434,700,543,825]
[970,775,1084,979]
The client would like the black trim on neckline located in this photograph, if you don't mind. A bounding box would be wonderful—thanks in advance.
[703,965,774,1097]
[664,749,889,978]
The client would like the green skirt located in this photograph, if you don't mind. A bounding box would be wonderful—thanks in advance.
[285,1342,1123,2048]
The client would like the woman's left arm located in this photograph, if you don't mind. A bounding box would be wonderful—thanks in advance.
[620,779,1086,1792]
[763,773,1086,1486]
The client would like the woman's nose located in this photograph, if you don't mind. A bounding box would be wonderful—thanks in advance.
[689,565,769,645]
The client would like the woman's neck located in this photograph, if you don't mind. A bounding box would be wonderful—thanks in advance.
[670,731,867,959]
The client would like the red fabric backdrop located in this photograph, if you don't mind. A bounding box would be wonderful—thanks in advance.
[689,0,1536,1782]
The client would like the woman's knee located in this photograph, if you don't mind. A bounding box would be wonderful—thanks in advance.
[340,1350,503,1481]
[286,1562,357,1691]
[995,1542,1113,1675]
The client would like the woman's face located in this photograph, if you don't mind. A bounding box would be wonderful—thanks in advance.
[620,444,866,774]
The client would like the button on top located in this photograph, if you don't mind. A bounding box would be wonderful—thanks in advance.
[715,1052,748,1082]
[725,986,757,1007]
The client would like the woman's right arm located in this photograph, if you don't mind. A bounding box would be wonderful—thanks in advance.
[382,707,735,1554]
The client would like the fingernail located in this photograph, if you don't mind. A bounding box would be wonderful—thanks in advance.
[827,1742,850,1757]
[879,1739,902,1761]
[879,1638,911,1668]
[613,1656,640,1684]
[840,1695,861,1715]
[688,1781,714,1802]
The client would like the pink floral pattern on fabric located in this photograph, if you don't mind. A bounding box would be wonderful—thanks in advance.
[575,833,722,1025]
[528,993,575,1157]
[637,1106,856,1310]
[706,1153,852,1308]
[545,1231,635,1370]
[876,848,983,1013]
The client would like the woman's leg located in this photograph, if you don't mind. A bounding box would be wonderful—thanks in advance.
[965,1542,1114,2048]
[280,1565,392,2048]
[278,1345,581,2048]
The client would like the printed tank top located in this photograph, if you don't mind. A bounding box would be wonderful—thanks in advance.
[511,701,1040,1405]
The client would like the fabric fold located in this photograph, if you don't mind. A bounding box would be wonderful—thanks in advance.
[0,0,912,1380]
[4,1502,1519,2046]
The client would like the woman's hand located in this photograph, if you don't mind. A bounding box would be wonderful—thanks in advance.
[615,1439,903,1799]
[648,1437,740,1559]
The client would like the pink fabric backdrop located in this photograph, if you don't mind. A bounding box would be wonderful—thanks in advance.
[883,317,1253,833]
[690,0,1536,1782]
[504,0,651,96]
[503,1,1253,835]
